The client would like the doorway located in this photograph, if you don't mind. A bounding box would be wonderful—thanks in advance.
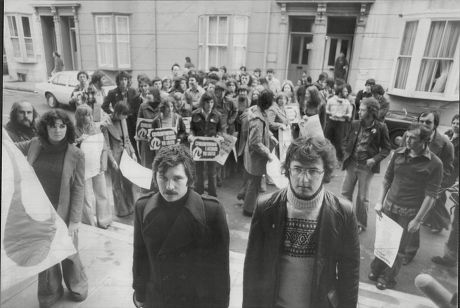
[287,17,314,83]
[324,17,356,82]
[40,16,56,76]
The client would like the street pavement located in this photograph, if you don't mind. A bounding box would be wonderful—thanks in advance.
[2,79,457,307]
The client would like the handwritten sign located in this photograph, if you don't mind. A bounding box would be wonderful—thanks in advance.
[374,213,404,267]
[182,117,192,134]
[284,104,301,123]
[148,128,178,150]
[190,137,220,161]
[135,118,154,141]
[215,134,238,165]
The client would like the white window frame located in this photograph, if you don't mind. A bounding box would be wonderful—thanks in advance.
[389,17,460,101]
[198,15,249,71]
[94,14,131,70]
[5,14,35,62]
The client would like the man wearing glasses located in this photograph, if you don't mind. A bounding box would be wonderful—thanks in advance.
[243,136,360,308]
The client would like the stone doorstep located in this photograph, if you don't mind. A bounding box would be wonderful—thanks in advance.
[1,224,435,308]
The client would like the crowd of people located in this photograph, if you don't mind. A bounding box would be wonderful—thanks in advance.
[4,60,458,307]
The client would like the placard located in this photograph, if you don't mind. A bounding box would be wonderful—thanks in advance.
[190,137,220,161]
[135,118,154,141]
[148,127,178,150]
[278,126,292,163]
[298,114,324,139]
[215,134,238,165]
[119,150,153,189]
[266,150,289,189]
[80,133,105,179]
[374,213,404,267]
[284,104,301,123]
[182,117,192,134]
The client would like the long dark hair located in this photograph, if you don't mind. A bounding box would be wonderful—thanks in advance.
[37,109,76,144]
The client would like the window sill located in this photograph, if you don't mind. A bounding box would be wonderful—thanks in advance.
[14,57,38,64]
[98,66,132,71]
[387,89,459,102]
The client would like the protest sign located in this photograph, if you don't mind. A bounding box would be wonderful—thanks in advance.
[266,150,289,189]
[80,133,105,179]
[215,134,238,165]
[182,117,192,134]
[119,150,152,189]
[284,104,301,123]
[190,137,220,161]
[374,213,404,267]
[135,118,154,141]
[2,129,76,291]
[278,126,292,163]
[148,127,178,150]
[298,114,324,139]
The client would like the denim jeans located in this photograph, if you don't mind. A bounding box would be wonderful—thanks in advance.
[195,161,217,197]
[243,174,262,214]
[324,119,346,161]
[370,210,414,284]
[341,160,374,228]
[82,173,112,228]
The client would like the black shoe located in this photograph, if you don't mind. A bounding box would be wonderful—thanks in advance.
[243,210,253,217]
[368,272,378,282]
[432,256,456,267]
[376,278,396,290]
[402,255,414,265]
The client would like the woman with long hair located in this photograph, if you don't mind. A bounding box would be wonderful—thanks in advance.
[16,109,88,307]
[152,97,187,144]
[100,103,138,217]
[281,80,297,105]
[304,85,327,129]
[87,70,107,122]
[75,105,112,229]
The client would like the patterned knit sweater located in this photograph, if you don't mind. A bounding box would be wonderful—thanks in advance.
[276,185,324,308]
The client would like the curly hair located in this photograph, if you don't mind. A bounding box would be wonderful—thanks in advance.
[283,136,337,183]
[152,144,196,187]
[361,97,380,120]
[9,101,39,127]
[90,70,105,87]
[37,109,76,144]
[75,104,93,129]
[115,71,132,88]
[77,70,89,80]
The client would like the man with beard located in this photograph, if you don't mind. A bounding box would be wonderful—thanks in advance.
[341,98,391,233]
[132,144,229,308]
[5,101,38,142]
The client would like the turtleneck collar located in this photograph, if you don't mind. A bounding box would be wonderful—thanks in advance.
[158,188,191,208]
[40,137,68,153]
[287,184,324,210]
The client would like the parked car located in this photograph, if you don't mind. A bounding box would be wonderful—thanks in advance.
[35,71,116,108]
[384,109,418,148]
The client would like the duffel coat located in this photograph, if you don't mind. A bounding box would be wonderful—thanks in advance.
[132,190,230,308]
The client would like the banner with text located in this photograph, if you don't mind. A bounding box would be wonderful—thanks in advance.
[135,118,154,141]
[148,127,178,150]
[190,137,221,161]
[215,134,238,165]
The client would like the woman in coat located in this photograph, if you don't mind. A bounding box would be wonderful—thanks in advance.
[152,97,187,145]
[16,109,88,308]
[101,102,138,217]
[75,105,112,229]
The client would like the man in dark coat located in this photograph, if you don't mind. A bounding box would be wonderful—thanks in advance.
[102,71,141,159]
[5,101,38,142]
[243,136,360,308]
[132,144,230,308]
[342,97,391,233]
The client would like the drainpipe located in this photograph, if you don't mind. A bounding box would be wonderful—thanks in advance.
[154,0,158,76]
[262,0,271,72]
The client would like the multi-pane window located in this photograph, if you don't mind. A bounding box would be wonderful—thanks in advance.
[95,14,131,69]
[416,20,460,93]
[392,19,460,98]
[198,15,249,71]
[6,15,34,60]
[394,21,418,89]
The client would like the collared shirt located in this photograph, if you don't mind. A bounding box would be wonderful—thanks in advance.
[326,96,352,121]
[384,147,442,210]
[184,86,205,109]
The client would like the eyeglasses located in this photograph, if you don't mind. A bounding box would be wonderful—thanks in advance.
[290,167,324,178]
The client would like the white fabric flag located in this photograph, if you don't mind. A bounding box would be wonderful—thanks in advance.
[266,150,289,189]
[1,130,76,291]
[80,133,104,179]
[119,150,152,189]
[298,115,324,139]
[374,213,404,267]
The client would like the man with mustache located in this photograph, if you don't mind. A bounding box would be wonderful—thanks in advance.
[5,101,38,142]
[243,136,360,308]
[132,144,230,308]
